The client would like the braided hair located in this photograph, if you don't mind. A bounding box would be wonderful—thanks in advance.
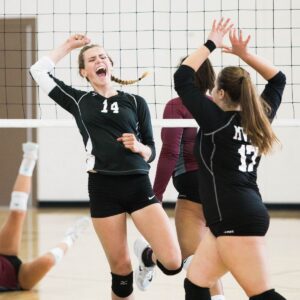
[78,44,149,85]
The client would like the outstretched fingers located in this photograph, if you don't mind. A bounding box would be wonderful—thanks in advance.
[222,28,251,56]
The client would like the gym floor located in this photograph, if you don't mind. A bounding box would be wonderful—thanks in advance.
[0,208,299,300]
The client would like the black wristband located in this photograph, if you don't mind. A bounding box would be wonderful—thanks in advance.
[204,40,216,53]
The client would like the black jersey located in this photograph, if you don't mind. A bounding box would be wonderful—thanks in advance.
[174,65,286,225]
[30,57,155,175]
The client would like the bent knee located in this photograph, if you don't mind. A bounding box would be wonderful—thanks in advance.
[158,251,182,270]
[157,259,183,276]
[109,259,132,275]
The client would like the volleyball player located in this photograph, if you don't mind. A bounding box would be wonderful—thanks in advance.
[153,58,225,300]
[30,35,182,299]
[0,142,89,291]
[174,18,287,299]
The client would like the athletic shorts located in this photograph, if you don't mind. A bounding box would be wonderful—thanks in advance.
[209,211,270,237]
[88,173,160,218]
[0,255,22,291]
[172,171,201,204]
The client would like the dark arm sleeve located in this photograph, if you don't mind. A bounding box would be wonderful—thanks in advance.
[260,71,286,120]
[153,100,184,201]
[174,65,225,131]
[48,75,87,116]
[136,95,156,163]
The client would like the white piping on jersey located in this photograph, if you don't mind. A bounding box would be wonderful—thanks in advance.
[31,57,96,171]
[129,93,138,108]
[54,84,96,170]
[128,93,142,142]
[95,168,149,174]
[210,134,222,221]
[199,114,237,222]
[199,132,213,175]
[204,114,237,136]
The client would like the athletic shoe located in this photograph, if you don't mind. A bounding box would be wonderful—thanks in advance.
[133,237,155,291]
[183,255,193,271]
[65,216,90,242]
[22,142,39,160]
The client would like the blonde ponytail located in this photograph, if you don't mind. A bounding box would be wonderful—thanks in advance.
[218,66,279,154]
[111,72,149,85]
[239,76,279,154]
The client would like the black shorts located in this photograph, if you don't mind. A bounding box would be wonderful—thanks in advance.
[209,212,270,237]
[172,171,201,204]
[88,173,160,218]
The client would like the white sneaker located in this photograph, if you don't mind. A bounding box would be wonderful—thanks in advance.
[22,142,39,160]
[183,255,193,271]
[65,216,90,242]
[134,237,155,291]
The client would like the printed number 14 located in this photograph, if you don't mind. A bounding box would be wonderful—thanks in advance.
[101,100,119,114]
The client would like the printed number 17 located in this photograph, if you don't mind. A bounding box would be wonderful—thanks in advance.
[238,144,258,172]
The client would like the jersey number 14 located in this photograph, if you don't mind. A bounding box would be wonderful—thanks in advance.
[101,100,119,114]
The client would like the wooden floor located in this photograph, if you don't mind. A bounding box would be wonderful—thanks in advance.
[0,208,299,300]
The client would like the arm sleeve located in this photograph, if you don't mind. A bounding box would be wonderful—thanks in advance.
[30,56,85,115]
[174,65,225,131]
[260,71,286,120]
[136,96,156,163]
[153,100,184,201]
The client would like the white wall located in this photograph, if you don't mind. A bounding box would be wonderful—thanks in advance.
[37,126,300,204]
[2,0,299,203]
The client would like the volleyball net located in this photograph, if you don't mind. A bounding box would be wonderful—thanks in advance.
[0,0,300,127]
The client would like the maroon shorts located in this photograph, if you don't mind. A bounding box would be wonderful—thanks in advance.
[0,255,22,291]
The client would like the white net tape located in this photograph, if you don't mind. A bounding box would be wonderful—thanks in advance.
[1,118,300,128]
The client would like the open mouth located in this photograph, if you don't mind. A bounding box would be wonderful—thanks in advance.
[96,66,107,77]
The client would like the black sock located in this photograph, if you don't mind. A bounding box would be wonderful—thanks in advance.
[142,247,155,267]
[184,278,210,300]
[249,289,286,300]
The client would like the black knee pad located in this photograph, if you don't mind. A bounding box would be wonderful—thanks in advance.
[111,272,133,298]
[184,278,210,300]
[156,260,183,275]
[249,289,286,300]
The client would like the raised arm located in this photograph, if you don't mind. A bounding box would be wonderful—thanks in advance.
[222,29,279,80]
[182,18,233,71]
[29,34,91,112]
[49,34,90,64]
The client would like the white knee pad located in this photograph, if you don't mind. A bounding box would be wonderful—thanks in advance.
[9,191,29,211]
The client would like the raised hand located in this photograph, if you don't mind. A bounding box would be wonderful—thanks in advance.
[222,29,251,58]
[49,34,91,63]
[66,34,91,50]
[207,18,233,48]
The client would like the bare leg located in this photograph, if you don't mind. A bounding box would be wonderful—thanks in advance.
[0,210,27,256]
[18,242,67,290]
[0,142,38,255]
[132,203,181,269]
[187,230,228,288]
[18,216,89,290]
[217,236,271,297]
[92,214,134,300]
[175,200,224,297]
[187,230,273,298]
[175,200,206,258]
